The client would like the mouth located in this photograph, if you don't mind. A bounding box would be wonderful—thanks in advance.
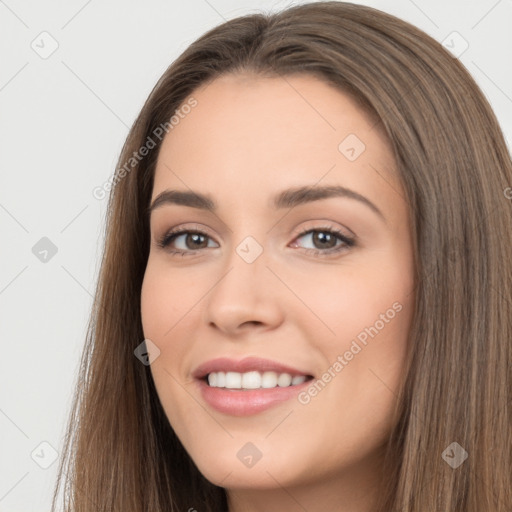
[192,357,315,416]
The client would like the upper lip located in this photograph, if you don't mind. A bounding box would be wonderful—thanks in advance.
[192,356,313,380]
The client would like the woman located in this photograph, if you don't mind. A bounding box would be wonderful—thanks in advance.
[51,2,512,511]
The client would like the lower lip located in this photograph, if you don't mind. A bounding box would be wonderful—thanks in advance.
[196,378,312,416]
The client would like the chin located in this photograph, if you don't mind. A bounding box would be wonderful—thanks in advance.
[188,444,302,489]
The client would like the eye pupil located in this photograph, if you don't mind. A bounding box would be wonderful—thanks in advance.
[313,231,336,249]
[187,233,208,249]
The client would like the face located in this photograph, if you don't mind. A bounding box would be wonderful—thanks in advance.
[141,73,415,499]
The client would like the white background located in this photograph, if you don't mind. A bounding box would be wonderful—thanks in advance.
[0,0,511,510]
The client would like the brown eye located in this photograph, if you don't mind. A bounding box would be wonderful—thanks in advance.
[291,227,355,256]
[182,232,209,250]
[158,229,219,253]
[311,231,338,249]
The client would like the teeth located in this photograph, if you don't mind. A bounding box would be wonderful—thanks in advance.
[216,371,226,387]
[277,373,292,387]
[225,371,242,389]
[242,371,261,389]
[206,371,309,389]
[262,371,278,388]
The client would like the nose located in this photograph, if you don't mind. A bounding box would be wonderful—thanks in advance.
[202,240,286,337]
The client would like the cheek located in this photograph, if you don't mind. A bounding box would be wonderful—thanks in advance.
[140,265,196,430]
[140,261,200,338]
[297,256,414,409]
[289,258,412,342]
[288,276,412,470]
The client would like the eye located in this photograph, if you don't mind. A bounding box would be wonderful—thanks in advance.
[291,226,355,256]
[156,225,355,257]
[157,228,219,256]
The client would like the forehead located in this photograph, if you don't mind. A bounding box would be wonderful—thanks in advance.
[153,73,401,217]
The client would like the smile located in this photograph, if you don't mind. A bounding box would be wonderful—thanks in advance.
[207,370,310,389]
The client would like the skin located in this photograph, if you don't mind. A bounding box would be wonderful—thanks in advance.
[140,73,416,512]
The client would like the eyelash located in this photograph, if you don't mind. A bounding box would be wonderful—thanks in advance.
[156,225,355,258]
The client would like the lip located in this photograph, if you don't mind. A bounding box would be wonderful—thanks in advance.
[192,356,314,416]
[196,377,312,416]
[192,356,312,380]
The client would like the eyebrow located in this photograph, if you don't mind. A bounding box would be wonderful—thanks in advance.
[148,185,386,222]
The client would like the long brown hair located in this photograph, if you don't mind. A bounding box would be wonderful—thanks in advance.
[51,2,512,510]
